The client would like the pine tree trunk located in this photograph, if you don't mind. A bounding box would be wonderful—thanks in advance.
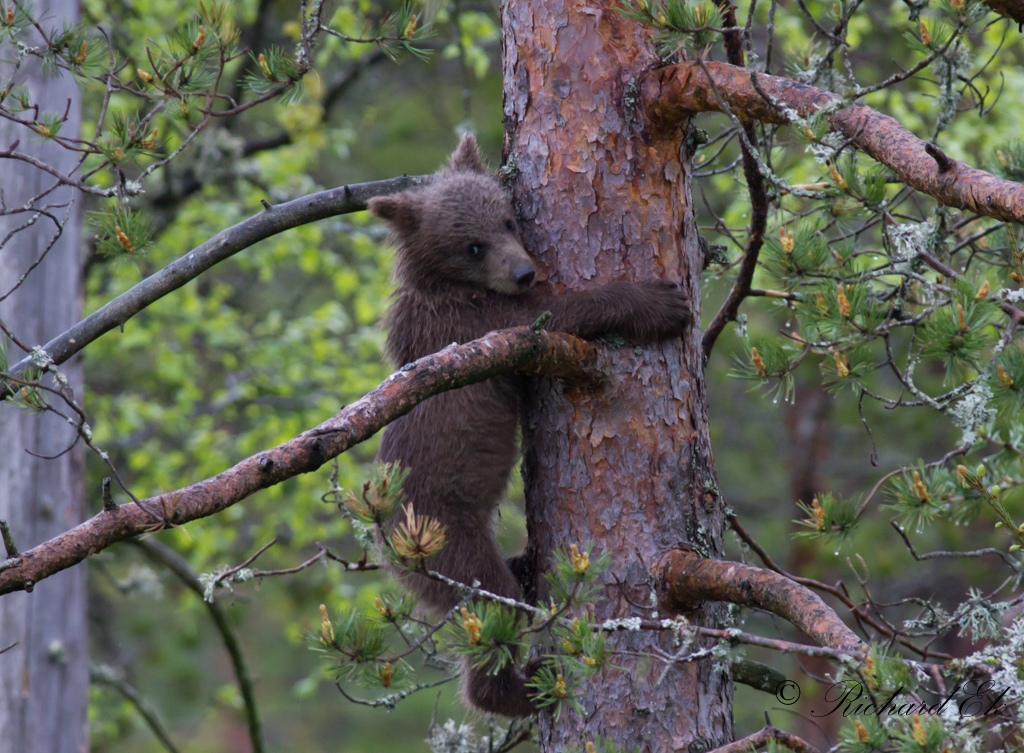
[0,1,88,751]
[501,2,732,750]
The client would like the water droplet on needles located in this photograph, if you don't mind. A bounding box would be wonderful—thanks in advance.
[834,551,840,556]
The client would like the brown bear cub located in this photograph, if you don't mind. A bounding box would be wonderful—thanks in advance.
[368,134,690,718]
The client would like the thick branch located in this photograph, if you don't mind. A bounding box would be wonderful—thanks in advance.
[643,61,1024,224]
[0,328,595,595]
[654,549,866,655]
[5,175,430,381]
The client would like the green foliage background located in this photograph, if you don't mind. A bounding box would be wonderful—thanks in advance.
[65,0,1024,750]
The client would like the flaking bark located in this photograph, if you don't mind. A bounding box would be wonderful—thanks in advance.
[503,0,731,749]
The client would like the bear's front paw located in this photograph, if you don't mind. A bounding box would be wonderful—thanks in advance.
[638,279,691,337]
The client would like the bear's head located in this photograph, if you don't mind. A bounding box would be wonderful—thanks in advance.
[368,134,537,295]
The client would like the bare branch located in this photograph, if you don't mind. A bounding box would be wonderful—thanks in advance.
[654,549,867,654]
[0,328,596,595]
[3,175,430,383]
[643,61,1024,224]
[0,520,18,557]
[687,624,856,661]
[891,522,1018,567]
[702,0,771,360]
[90,666,182,753]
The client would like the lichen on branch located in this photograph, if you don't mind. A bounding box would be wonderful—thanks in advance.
[0,327,595,596]
[643,60,1024,224]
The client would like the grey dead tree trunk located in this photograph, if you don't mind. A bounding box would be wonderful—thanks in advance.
[0,1,88,751]
[502,0,733,750]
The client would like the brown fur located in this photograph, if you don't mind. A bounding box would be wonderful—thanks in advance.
[369,135,690,717]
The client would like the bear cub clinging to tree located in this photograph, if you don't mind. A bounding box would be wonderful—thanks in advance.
[368,134,690,718]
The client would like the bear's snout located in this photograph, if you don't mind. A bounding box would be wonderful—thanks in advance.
[513,264,536,289]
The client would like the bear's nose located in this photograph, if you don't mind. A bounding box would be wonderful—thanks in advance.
[513,265,536,289]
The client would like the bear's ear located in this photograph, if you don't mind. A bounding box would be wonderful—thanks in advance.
[448,133,489,174]
[368,194,419,234]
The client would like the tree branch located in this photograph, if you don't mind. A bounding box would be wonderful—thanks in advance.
[90,665,182,753]
[730,657,788,694]
[917,250,1024,324]
[708,723,821,753]
[703,0,771,361]
[0,328,596,595]
[653,549,867,654]
[129,539,264,753]
[4,175,430,383]
[643,61,1024,224]
[241,50,389,157]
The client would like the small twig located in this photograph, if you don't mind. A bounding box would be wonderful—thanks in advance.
[749,288,803,300]
[101,477,117,512]
[0,520,18,557]
[856,467,904,516]
[924,143,953,173]
[919,250,1024,324]
[891,522,1019,568]
[90,666,181,753]
[212,538,278,589]
[335,675,457,708]
[250,547,328,577]
[531,310,553,333]
[0,641,17,655]
[321,545,381,571]
[383,600,465,663]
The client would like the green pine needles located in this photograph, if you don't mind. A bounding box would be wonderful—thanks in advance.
[314,467,637,719]
[616,0,725,56]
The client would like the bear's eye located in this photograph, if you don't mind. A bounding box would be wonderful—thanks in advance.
[468,244,483,258]
[505,219,516,232]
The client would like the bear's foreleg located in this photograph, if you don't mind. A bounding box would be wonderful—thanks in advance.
[542,279,690,342]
